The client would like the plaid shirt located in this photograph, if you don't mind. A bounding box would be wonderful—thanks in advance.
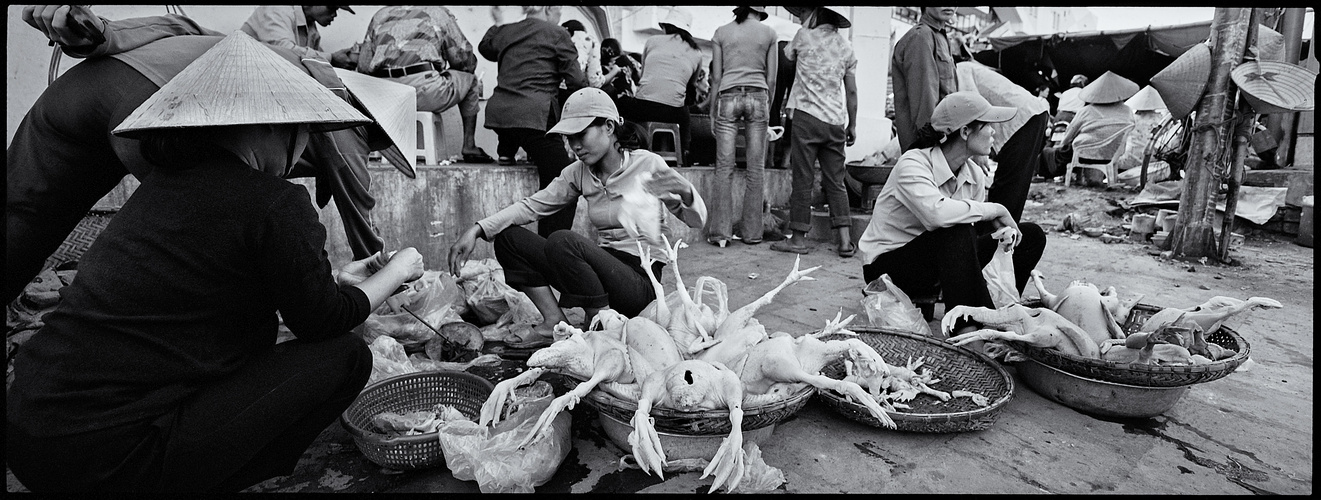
[357,6,476,74]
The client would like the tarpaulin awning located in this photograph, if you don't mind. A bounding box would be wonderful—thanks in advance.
[973,21,1213,97]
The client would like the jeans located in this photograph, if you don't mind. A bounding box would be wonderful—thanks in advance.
[709,88,769,242]
[6,334,371,492]
[787,110,851,232]
[492,127,578,237]
[493,227,662,317]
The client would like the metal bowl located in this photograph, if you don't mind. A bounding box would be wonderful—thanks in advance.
[1017,358,1190,418]
[846,164,893,185]
[597,412,776,460]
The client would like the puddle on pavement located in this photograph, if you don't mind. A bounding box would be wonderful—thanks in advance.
[1078,411,1277,494]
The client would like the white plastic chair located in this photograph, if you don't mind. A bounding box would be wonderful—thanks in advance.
[416,111,440,165]
[1065,123,1134,187]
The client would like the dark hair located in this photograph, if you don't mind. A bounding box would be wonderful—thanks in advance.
[662,24,700,51]
[589,117,645,151]
[906,121,987,152]
[140,128,237,168]
[561,19,586,34]
[733,6,762,23]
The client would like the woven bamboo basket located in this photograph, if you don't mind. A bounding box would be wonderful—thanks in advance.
[1018,302,1251,387]
[814,327,1015,433]
[43,211,116,270]
[582,382,815,436]
[340,370,493,470]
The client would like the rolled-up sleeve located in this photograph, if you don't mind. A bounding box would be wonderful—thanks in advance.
[892,160,994,231]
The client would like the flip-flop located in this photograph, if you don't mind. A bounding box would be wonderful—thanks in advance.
[837,243,856,258]
[499,330,554,349]
[770,240,812,254]
[497,156,516,166]
[461,149,496,164]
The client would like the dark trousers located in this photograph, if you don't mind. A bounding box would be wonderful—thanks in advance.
[6,57,382,304]
[491,128,578,237]
[6,334,371,493]
[493,227,661,317]
[616,96,691,164]
[768,40,796,169]
[989,112,1049,222]
[862,223,1047,312]
[787,110,851,232]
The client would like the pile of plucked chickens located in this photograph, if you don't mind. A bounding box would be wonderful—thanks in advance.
[475,237,913,493]
[944,270,1282,366]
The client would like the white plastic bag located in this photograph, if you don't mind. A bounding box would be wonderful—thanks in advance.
[436,385,571,493]
[861,274,932,337]
[366,336,418,385]
[360,271,466,350]
[982,248,1019,308]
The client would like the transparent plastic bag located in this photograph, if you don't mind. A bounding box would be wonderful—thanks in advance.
[436,386,571,493]
[462,274,514,325]
[860,274,932,336]
[361,271,465,350]
[982,248,1019,308]
[366,336,418,385]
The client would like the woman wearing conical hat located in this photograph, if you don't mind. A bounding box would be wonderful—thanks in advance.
[1038,70,1138,185]
[7,32,425,493]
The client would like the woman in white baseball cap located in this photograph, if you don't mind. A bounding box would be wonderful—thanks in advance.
[449,88,707,350]
[857,91,1048,335]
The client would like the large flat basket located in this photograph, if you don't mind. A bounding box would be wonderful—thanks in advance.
[340,370,493,470]
[582,382,814,436]
[816,327,1015,433]
[1018,302,1251,387]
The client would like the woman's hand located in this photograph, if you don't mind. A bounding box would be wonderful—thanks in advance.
[384,247,425,283]
[643,167,693,205]
[23,5,106,47]
[333,252,383,286]
[987,204,1021,249]
[448,224,485,276]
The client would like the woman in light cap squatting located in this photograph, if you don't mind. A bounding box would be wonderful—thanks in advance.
[6,32,425,493]
[449,88,707,349]
[857,91,1047,334]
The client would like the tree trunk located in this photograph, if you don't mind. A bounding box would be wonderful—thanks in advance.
[1170,8,1253,259]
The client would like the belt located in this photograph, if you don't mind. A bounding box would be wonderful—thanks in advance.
[720,86,767,94]
[370,61,444,78]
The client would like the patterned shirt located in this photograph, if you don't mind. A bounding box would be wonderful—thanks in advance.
[784,25,857,127]
[357,6,476,74]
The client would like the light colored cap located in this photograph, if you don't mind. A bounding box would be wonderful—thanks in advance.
[1232,60,1317,114]
[113,31,369,138]
[1079,71,1139,104]
[1150,43,1211,119]
[1125,85,1167,112]
[659,7,693,33]
[930,91,1017,134]
[547,88,621,135]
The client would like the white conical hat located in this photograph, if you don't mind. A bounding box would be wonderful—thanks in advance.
[1126,85,1166,112]
[1079,71,1139,105]
[334,68,417,177]
[1232,60,1317,114]
[113,31,368,138]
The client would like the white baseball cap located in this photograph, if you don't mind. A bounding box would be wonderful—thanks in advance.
[547,88,622,135]
[930,91,1017,134]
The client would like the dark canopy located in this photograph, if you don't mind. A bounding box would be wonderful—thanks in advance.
[973,21,1212,94]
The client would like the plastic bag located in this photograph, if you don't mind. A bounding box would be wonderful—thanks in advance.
[860,274,932,337]
[462,274,515,325]
[436,384,572,493]
[367,336,418,385]
[982,248,1019,308]
[360,271,466,350]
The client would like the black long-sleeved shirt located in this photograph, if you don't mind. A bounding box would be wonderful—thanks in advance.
[8,159,370,436]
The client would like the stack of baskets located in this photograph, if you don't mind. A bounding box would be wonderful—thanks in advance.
[340,370,493,470]
[1014,301,1252,418]
[815,327,1016,433]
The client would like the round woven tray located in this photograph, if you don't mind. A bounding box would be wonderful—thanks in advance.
[340,370,493,470]
[815,327,1015,433]
[1017,302,1251,387]
[582,381,815,436]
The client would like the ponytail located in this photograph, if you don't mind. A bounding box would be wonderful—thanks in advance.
[663,24,700,51]
[906,123,946,152]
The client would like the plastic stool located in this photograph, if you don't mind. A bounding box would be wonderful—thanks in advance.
[644,121,684,167]
[416,111,440,165]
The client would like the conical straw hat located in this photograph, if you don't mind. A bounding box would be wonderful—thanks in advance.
[1079,71,1139,105]
[1231,60,1317,114]
[1151,43,1211,119]
[113,31,369,138]
[1126,85,1167,112]
[334,68,417,178]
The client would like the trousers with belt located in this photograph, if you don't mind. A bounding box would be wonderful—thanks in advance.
[6,56,383,304]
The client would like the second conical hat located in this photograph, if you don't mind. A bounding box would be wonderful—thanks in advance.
[113,31,368,138]
[1126,85,1167,112]
[1232,60,1317,114]
[1079,71,1139,105]
[1151,43,1211,119]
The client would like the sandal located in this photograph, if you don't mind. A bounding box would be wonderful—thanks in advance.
[497,156,516,166]
[461,148,496,164]
[498,330,554,349]
[837,242,856,258]
[770,240,812,254]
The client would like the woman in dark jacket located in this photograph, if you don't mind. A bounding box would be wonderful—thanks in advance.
[6,32,425,493]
